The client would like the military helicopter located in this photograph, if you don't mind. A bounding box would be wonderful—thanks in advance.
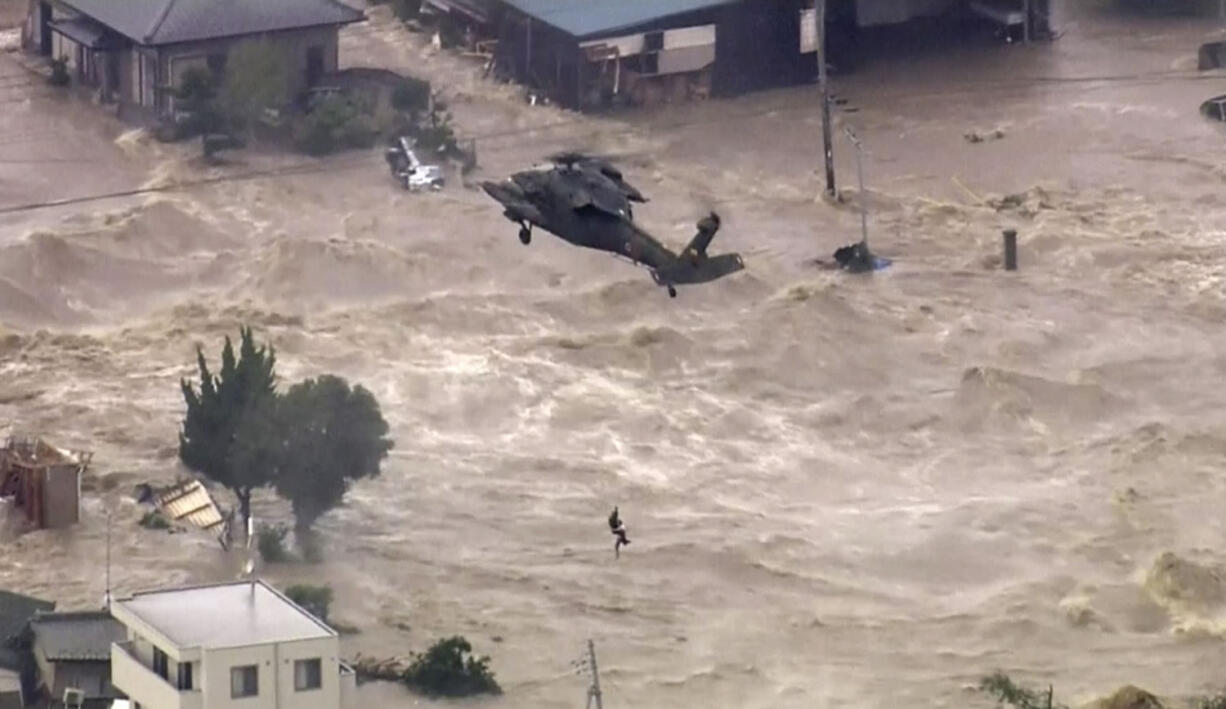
[480,152,744,298]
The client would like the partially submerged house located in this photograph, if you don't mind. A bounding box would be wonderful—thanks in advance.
[109,579,356,709]
[21,0,366,120]
[0,437,89,531]
[30,611,126,709]
[487,0,812,110]
[0,590,56,708]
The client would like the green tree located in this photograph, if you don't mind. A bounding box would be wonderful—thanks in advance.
[285,584,333,621]
[273,375,392,535]
[179,327,279,536]
[218,39,291,134]
[402,637,501,698]
[173,66,224,137]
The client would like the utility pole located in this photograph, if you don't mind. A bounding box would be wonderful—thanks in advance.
[816,0,836,197]
[583,640,603,709]
[843,125,868,248]
[103,510,112,609]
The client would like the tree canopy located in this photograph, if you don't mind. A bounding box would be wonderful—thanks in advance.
[218,39,291,132]
[179,326,278,533]
[274,375,393,532]
[179,328,393,552]
[402,637,501,698]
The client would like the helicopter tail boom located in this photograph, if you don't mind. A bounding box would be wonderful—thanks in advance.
[653,252,745,287]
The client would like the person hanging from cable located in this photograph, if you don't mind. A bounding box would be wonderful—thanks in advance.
[608,506,630,559]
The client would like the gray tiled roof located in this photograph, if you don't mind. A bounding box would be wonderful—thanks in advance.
[0,590,55,650]
[31,612,124,662]
[500,0,736,39]
[60,0,365,46]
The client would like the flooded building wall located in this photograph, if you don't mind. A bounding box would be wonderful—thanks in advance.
[712,0,809,96]
[39,463,79,529]
[492,1,812,110]
[160,25,341,112]
[23,0,344,118]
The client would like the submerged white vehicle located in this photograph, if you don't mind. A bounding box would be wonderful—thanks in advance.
[384,136,444,192]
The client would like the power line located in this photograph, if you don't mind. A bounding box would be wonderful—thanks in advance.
[0,34,1219,211]
[0,154,372,215]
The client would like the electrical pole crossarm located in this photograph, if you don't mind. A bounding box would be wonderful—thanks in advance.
[587,640,603,709]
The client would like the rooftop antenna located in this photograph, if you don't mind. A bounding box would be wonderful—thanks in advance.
[102,509,112,610]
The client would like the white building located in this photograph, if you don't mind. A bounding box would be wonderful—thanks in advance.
[108,580,355,709]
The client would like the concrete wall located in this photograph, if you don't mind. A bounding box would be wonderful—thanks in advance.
[111,641,201,709]
[46,660,110,699]
[201,637,339,709]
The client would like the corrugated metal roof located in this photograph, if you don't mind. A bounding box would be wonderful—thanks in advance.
[60,0,364,46]
[31,612,124,662]
[154,480,224,530]
[500,0,737,39]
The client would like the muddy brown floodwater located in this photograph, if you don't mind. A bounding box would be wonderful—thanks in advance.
[4,1,1226,708]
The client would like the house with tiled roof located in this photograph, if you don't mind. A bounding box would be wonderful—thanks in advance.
[0,590,55,709]
[21,0,365,119]
[29,611,125,709]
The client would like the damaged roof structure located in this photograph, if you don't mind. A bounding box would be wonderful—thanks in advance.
[146,480,225,531]
[0,437,91,530]
[135,478,235,548]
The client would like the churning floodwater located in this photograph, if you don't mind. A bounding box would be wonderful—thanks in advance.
[4,1,1226,707]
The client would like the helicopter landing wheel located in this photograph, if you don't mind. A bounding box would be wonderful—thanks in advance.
[667,285,677,298]
[518,225,531,245]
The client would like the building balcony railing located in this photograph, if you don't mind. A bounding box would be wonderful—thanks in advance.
[110,641,202,709]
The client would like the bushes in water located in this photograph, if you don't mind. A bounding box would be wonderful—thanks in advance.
[293,94,378,156]
[257,523,291,562]
[284,584,333,622]
[412,97,461,159]
[391,77,430,113]
[138,510,170,530]
[979,673,1066,709]
[402,636,501,698]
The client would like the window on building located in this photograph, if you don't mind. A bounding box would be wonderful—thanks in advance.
[177,661,193,691]
[152,648,168,681]
[644,30,664,52]
[230,665,258,698]
[294,658,322,691]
